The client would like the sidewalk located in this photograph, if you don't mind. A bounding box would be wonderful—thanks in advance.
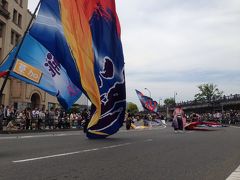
[0,126,83,134]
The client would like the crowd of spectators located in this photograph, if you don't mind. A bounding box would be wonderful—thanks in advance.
[0,104,90,132]
[131,109,240,126]
[185,110,240,125]
[1,104,240,132]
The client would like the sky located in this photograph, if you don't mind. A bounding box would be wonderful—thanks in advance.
[28,0,240,109]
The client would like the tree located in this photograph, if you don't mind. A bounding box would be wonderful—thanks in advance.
[127,102,139,114]
[194,83,223,102]
[164,98,175,106]
[67,103,88,114]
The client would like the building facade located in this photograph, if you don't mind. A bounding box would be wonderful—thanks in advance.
[0,0,87,111]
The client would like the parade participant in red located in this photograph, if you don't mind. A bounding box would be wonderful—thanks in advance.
[172,105,186,132]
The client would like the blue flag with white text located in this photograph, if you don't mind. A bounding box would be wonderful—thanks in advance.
[0,34,82,109]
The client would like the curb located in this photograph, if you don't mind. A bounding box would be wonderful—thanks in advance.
[0,128,83,134]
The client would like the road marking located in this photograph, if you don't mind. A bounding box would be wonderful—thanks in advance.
[230,126,240,129]
[226,164,240,180]
[12,139,152,163]
[13,142,132,163]
[144,139,153,142]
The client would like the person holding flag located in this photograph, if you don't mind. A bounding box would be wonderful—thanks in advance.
[172,105,186,132]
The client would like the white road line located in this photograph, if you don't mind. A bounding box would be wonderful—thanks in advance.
[230,126,240,129]
[12,140,152,163]
[13,143,132,163]
[184,131,194,133]
[144,139,153,142]
[226,164,240,180]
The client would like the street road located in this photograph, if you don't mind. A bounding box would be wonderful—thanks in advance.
[0,125,240,180]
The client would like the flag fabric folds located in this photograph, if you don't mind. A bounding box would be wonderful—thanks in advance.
[0,34,82,109]
[135,90,158,113]
[0,0,126,138]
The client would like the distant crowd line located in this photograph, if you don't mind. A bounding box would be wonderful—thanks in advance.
[0,105,90,132]
[125,109,240,127]
[185,110,240,125]
[1,104,240,132]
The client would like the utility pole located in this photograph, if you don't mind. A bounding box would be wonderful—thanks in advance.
[174,91,177,103]
[0,0,42,103]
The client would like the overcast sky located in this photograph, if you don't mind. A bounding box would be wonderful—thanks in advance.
[28,0,240,109]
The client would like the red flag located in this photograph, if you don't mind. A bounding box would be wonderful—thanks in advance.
[0,71,8,78]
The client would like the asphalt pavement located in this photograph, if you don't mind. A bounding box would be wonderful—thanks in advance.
[0,125,240,180]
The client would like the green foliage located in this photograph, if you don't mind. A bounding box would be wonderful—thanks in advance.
[127,102,139,114]
[67,104,88,114]
[164,98,175,106]
[194,83,223,101]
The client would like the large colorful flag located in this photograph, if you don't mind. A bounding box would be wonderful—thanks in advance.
[1,0,126,138]
[0,34,82,109]
[135,89,158,112]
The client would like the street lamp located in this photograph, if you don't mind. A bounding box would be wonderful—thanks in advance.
[174,91,177,103]
[159,98,162,106]
[144,88,151,98]
[158,98,162,113]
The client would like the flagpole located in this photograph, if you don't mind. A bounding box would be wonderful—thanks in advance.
[0,0,42,103]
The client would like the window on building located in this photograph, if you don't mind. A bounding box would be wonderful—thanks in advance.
[11,30,14,45]
[12,9,17,24]
[15,33,20,45]
[0,22,5,37]
[19,0,23,7]
[11,30,21,46]
[18,13,22,27]
[2,0,8,10]
[48,103,56,110]
[0,48,2,62]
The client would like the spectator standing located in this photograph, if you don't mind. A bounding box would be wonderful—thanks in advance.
[0,104,4,131]
[126,110,133,130]
[45,110,49,129]
[82,108,89,133]
[38,110,45,130]
[6,106,14,123]
[69,112,75,128]
[49,108,55,129]
[3,105,8,121]
[25,108,32,130]
[17,110,25,130]
[58,109,64,129]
